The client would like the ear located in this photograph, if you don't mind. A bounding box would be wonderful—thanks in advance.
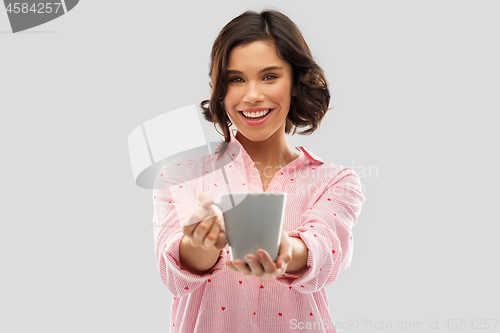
[291,87,297,97]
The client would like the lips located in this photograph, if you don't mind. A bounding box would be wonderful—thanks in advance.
[240,108,273,116]
[238,108,274,126]
[240,108,273,112]
[241,109,271,119]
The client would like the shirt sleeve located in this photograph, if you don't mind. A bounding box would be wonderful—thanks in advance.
[152,159,228,297]
[274,167,365,293]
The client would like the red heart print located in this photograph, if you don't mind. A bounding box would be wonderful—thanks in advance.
[301,285,304,288]
[327,198,331,201]
[310,225,314,227]
[253,165,256,168]
[281,172,283,175]
[232,154,235,156]
[222,307,226,311]
[229,165,232,168]
[289,286,292,289]
[160,174,163,177]
[311,167,315,170]
[154,196,156,199]
[214,184,217,187]
[314,234,317,237]
[260,285,264,289]
[333,213,336,216]
[168,201,171,203]
[184,287,189,290]
[278,313,282,316]
[242,183,245,185]
[290,179,294,181]
[332,250,336,254]
[310,312,313,316]
[227,251,229,254]
[351,236,353,240]
[208,279,211,282]
[239,281,242,284]
[177,164,180,165]
[320,268,322,271]
[179,185,182,188]
[205,171,208,173]
[253,312,256,315]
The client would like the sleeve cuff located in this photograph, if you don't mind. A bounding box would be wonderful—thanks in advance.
[274,230,318,288]
[166,232,228,281]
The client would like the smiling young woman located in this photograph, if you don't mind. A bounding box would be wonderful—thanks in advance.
[153,9,366,333]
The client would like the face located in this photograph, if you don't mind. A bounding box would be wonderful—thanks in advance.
[223,40,295,142]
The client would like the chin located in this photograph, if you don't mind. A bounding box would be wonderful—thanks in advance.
[239,130,275,142]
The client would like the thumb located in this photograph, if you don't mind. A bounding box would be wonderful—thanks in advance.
[198,192,213,208]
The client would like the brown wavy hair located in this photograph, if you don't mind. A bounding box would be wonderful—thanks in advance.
[200,9,330,160]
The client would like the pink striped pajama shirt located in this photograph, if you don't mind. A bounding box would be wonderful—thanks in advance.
[153,129,365,332]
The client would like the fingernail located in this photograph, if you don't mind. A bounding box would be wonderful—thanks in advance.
[247,258,254,263]
[258,253,264,259]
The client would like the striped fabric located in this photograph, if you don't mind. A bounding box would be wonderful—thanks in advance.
[153,129,365,333]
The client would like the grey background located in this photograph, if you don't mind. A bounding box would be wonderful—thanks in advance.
[1,1,498,332]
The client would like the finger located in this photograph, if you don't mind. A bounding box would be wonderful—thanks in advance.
[198,191,214,208]
[182,204,210,232]
[213,210,226,247]
[203,216,220,249]
[232,259,252,275]
[215,209,226,232]
[276,252,292,269]
[256,250,278,274]
[182,214,202,237]
[214,227,227,250]
[183,191,215,230]
[277,237,292,269]
[224,261,238,273]
[191,214,216,247]
[245,254,265,277]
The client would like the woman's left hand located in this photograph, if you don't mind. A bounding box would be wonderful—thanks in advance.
[225,230,292,279]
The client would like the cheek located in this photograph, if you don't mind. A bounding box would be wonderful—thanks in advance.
[269,84,292,103]
[224,88,238,107]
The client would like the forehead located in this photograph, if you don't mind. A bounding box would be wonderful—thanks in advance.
[227,40,289,71]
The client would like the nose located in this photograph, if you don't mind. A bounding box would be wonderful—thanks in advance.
[243,82,263,104]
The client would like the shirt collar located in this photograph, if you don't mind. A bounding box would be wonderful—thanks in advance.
[228,128,325,165]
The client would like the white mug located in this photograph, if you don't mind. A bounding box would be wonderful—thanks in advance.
[213,192,286,264]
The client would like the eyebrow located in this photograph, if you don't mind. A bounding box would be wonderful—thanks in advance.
[227,66,283,75]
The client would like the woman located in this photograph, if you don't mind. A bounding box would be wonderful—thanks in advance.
[153,9,365,333]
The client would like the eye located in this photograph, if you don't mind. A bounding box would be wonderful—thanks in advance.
[263,75,277,81]
[229,77,244,83]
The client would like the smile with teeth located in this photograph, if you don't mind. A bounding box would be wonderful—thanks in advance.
[242,109,272,118]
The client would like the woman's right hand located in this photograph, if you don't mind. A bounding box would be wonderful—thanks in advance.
[182,192,227,251]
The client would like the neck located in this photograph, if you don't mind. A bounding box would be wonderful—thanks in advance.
[234,129,299,170]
